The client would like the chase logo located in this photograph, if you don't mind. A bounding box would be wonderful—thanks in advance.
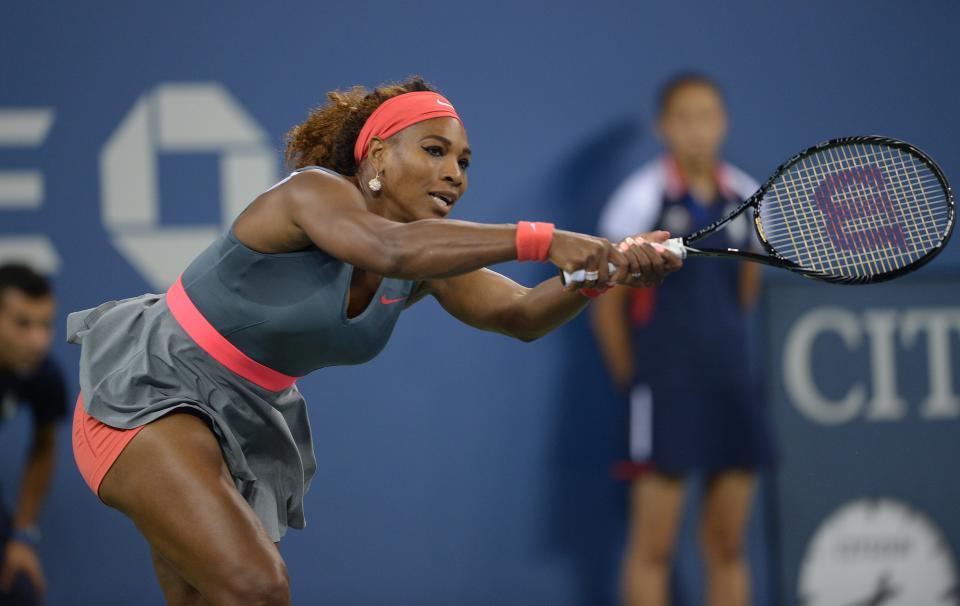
[0,108,58,272]
[100,82,277,289]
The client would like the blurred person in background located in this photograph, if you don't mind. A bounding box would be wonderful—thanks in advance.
[592,73,772,606]
[0,264,66,605]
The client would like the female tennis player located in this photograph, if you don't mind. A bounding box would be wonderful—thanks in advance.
[67,77,681,605]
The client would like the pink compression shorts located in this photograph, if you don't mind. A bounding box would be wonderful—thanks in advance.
[71,393,146,497]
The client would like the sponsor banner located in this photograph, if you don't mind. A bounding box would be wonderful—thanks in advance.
[768,277,960,605]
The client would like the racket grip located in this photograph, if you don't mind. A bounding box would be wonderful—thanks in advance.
[560,238,688,285]
[661,237,688,259]
[562,262,617,286]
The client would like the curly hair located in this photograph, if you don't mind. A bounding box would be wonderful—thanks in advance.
[284,76,437,176]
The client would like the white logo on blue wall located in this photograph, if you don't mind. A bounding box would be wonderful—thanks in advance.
[0,108,59,272]
[100,83,277,289]
[783,307,960,424]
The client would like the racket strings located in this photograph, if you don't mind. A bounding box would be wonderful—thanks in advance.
[759,142,950,279]
[817,146,906,276]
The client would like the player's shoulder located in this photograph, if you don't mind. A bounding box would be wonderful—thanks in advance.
[267,166,366,219]
[273,166,358,199]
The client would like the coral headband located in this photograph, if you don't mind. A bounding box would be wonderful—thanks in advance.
[353,91,462,164]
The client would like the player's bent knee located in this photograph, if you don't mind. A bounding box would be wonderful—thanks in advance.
[213,562,290,606]
[205,554,290,606]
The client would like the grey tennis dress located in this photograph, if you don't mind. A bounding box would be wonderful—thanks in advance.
[67,168,415,541]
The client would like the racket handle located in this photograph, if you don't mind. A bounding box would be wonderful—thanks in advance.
[661,237,688,259]
[560,238,688,285]
[562,262,617,286]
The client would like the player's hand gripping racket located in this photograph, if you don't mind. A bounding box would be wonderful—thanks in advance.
[564,136,954,286]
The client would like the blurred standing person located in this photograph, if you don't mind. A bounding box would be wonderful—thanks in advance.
[592,74,772,606]
[0,264,65,605]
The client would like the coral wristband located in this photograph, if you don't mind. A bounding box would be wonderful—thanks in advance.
[516,221,554,262]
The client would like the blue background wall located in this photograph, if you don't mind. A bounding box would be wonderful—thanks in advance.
[1,1,959,604]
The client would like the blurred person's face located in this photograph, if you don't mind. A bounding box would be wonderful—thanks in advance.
[657,83,728,165]
[369,117,470,222]
[0,288,55,372]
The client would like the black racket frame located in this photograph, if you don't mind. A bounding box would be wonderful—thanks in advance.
[680,136,955,284]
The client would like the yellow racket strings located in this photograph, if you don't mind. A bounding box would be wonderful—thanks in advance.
[760,143,948,278]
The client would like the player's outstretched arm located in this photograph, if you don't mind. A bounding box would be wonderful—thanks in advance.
[418,232,680,342]
[281,170,632,283]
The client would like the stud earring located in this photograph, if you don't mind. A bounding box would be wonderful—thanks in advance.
[368,172,382,192]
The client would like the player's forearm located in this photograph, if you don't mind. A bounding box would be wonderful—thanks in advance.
[14,435,56,529]
[499,276,590,342]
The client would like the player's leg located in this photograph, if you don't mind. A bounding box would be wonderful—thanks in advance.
[150,540,284,605]
[151,549,209,606]
[98,411,290,606]
[700,469,756,606]
[621,471,686,606]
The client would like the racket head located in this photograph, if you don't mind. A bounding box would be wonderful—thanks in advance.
[753,136,954,284]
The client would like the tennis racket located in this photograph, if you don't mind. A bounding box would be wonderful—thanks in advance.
[564,136,954,285]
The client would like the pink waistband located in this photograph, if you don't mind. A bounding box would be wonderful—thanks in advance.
[166,276,298,392]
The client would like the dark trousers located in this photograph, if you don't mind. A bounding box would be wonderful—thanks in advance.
[0,504,40,606]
